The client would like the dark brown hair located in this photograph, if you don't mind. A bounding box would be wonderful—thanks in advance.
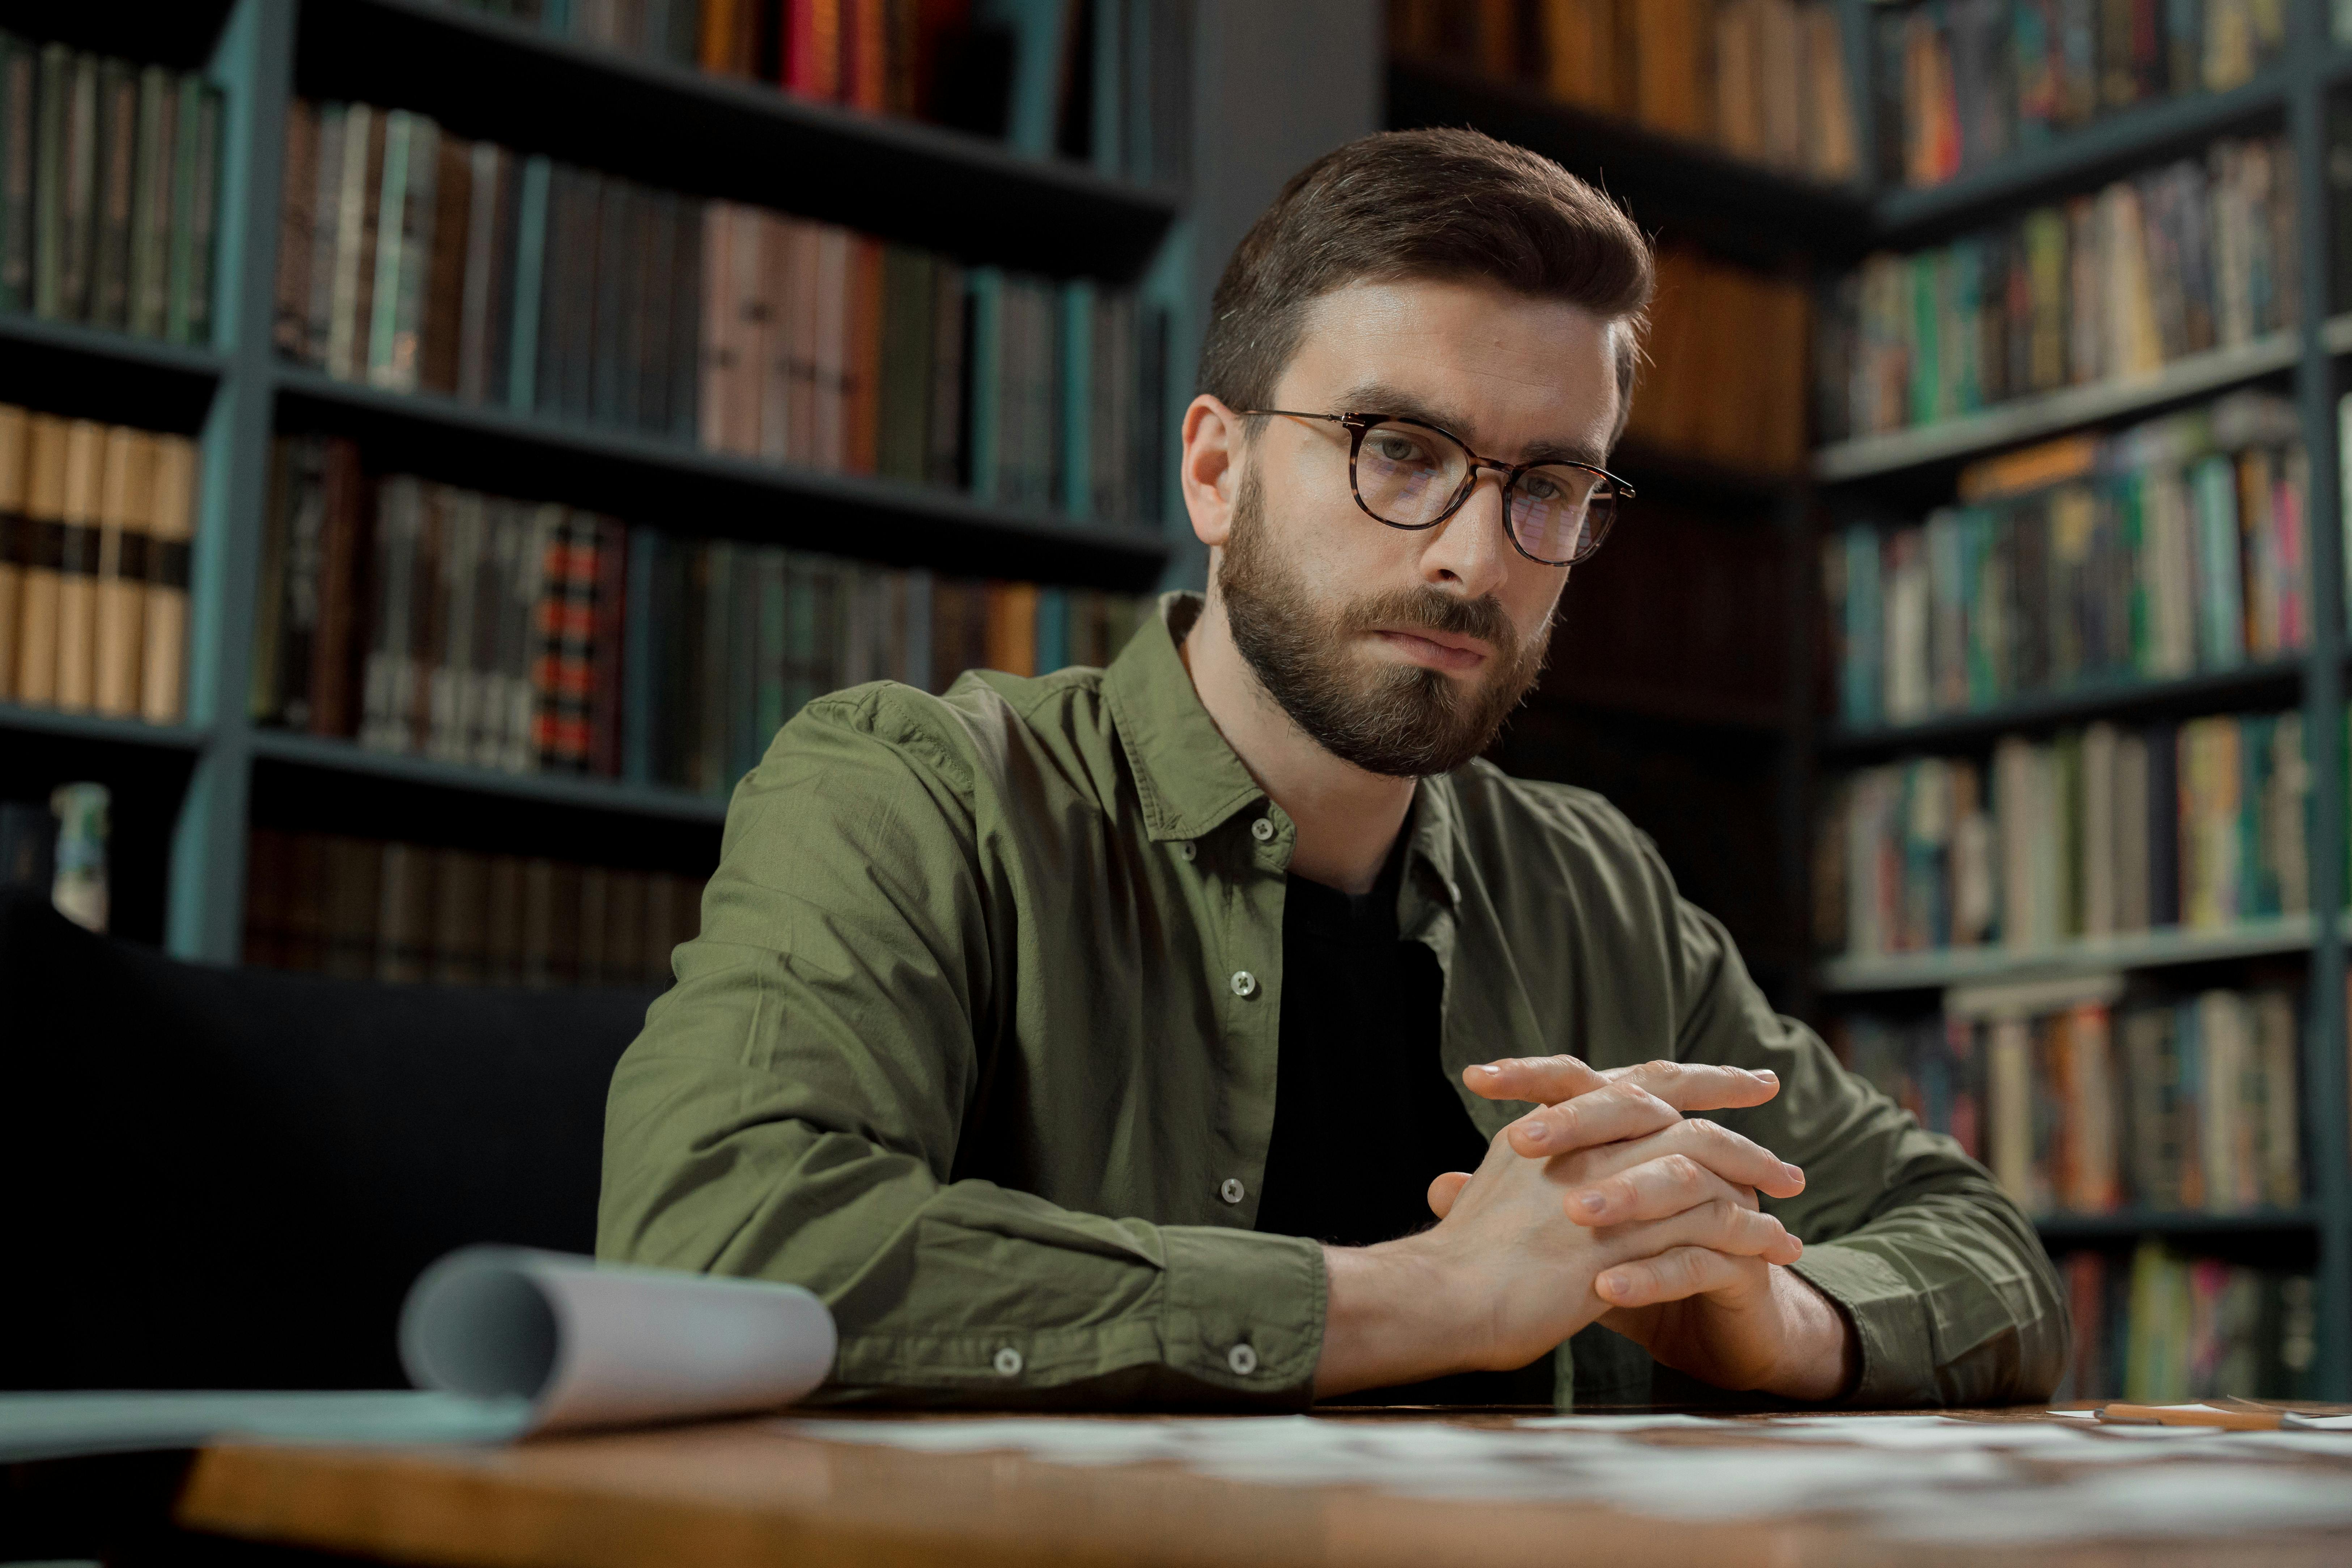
[1197,127,1653,437]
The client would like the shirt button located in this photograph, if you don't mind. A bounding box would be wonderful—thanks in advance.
[1179,841,1197,862]
[993,1347,1023,1376]
[1251,817,1275,843]
[1219,1177,1245,1204]
[1228,1343,1259,1376]
[1229,970,1257,998]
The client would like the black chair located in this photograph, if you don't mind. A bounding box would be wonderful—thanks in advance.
[0,892,657,1391]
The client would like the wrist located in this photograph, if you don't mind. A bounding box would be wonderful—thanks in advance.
[1751,1263,1860,1402]
[1313,1234,1487,1398]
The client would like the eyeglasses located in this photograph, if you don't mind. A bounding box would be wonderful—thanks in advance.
[1237,410,1632,567]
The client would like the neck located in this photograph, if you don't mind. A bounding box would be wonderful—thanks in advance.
[1179,591,1417,897]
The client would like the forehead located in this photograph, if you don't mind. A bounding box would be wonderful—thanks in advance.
[1276,277,1621,458]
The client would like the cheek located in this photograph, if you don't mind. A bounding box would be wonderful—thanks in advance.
[1505,569,1567,648]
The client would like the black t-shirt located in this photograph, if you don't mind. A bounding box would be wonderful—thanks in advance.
[1253,842,1556,1406]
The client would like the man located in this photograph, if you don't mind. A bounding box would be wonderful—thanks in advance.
[599,128,2066,1408]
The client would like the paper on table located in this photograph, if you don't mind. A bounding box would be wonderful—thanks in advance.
[400,1246,836,1435]
[4,1246,837,1463]
[0,1391,531,1466]
[787,1411,2352,1542]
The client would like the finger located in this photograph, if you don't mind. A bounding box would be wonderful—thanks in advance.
[1597,1059,1781,1115]
[1463,1054,1606,1105]
[1427,1170,1472,1219]
[1467,1055,1779,1115]
[1595,1246,1759,1309]
[1562,1117,1807,1204]
[1561,1152,1757,1228]
[1605,1198,1803,1267]
[1505,1081,1680,1157]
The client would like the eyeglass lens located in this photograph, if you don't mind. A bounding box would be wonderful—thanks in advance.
[1352,420,1613,564]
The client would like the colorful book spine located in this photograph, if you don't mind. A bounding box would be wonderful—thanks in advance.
[251,445,1159,794]
[1825,707,2312,959]
[1827,393,2306,728]
[1822,136,2299,441]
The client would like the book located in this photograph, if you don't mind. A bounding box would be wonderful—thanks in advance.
[90,424,149,718]
[50,419,103,713]
[0,402,21,698]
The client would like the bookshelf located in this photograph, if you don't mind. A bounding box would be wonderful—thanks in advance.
[1391,0,2352,1398]
[0,0,1198,965]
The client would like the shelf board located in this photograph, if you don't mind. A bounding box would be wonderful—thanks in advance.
[0,311,228,379]
[0,311,229,435]
[1817,912,2321,993]
[1820,659,2306,757]
[272,368,1172,589]
[300,0,1181,282]
[1812,322,2320,483]
[247,730,730,824]
[0,702,209,751]
[1869,67,2292,243]
[1383,60,1868,265]
[2034,1207,2322,1242]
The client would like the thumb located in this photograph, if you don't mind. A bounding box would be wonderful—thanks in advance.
[1427,1170,1473,1219]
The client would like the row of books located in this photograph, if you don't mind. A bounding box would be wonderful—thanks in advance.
[273,98,1167,522]
[1825,399,2309,731]
[0,33,222,342]
[1623,247,1811,476]
[249,440,1157,791]
[2054,1244,2315,1401]
[0,405,200,726]
[1818,136,2299,441]
[431,0,1190,184]
[1876,0,2288,190]
[242,828,706,990]
[1387,0,1860,184]
[1820,711,2312,957]
[1835,980,2300,1217]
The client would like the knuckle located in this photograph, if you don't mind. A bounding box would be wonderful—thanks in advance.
[1660,1153,1703,1187]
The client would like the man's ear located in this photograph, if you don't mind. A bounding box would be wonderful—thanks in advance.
[1180,395,1244,551]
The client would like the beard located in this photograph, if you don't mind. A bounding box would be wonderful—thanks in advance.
[1215,468,1551,779]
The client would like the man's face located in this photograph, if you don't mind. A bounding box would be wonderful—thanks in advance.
[1210,277,1621,778]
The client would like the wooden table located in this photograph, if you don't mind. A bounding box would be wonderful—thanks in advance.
[158,1409,2352,1568]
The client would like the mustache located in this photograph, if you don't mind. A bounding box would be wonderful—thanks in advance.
[1348,587,1519,653]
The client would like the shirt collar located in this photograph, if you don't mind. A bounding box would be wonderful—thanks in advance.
[1104,592,1468,914]
[1103,592,1271,844]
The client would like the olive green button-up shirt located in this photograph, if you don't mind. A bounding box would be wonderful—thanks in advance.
[598,593,2066,1409]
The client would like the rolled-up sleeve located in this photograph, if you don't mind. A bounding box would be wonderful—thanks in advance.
[597,690,1325,1407]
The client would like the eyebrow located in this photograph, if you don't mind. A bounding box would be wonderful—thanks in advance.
[1326,381,1611,468]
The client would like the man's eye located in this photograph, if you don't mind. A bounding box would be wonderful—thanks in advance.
[1366,435,1430,465]
[1520,473,1567,503]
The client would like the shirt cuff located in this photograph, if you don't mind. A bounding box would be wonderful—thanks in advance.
[1157,1226,1326,1399]
[820,1225,1325,1406]
[1788,1241,1934,1407]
